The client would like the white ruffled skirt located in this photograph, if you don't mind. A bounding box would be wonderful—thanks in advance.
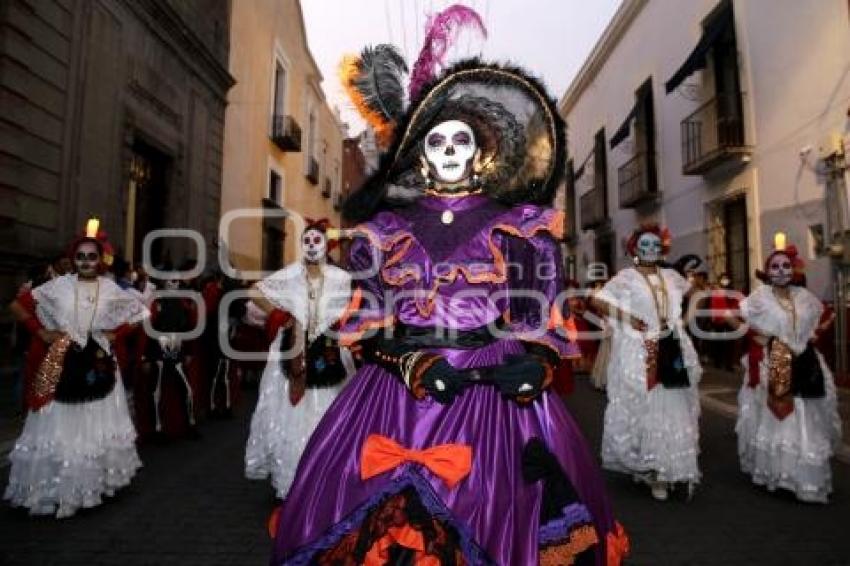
[4,380,141,518]
[245,335,349,499]
[737,351,842,503]
[601,331,702,484]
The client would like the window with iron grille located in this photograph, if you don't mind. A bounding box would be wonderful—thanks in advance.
[616,78,659,208]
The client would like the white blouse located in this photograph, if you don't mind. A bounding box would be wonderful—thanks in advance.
[32,274,149,352]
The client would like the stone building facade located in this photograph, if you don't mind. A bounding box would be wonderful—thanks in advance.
[0,0,234,308]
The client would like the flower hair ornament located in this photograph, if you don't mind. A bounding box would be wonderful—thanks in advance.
[756,244,805,285]
[302,217,340,253]
[66,217,115,270]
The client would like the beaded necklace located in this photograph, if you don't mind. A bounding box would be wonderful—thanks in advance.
[772,286,797,334]
[74,276,100,337]
[306,267,325,341]
[636,266,669,329]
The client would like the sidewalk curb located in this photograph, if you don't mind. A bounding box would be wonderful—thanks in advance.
[699,392,850,465]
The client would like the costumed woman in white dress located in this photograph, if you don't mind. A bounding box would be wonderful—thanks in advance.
[728,243,841,503]
[5,225,148,517]
[589,279,612,391]
[591,224,702,501]
[245,220,356,498]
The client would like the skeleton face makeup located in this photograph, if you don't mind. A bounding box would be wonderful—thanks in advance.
[635,233,663,264]
[768,253,793,287]
[74,241,100,279]
[423,120,477,185]
[301,228,327,264]
[164,279,181,291]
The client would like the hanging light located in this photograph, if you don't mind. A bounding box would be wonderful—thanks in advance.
[774,231,787,252]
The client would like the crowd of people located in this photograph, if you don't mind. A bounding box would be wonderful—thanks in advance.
[1,9,843,564]
[8,249,264,435]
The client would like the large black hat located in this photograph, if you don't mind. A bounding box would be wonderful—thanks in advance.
[341,48,565,223]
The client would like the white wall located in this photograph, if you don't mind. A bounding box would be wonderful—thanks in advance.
[739,0,850,295]
[562,0,850,298]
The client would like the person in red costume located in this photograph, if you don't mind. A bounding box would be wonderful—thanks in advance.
[4,224,149,518]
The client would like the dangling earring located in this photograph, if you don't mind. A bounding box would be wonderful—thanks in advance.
[470,149,485,191]
[420,156,435,190]
[633,255,640,266]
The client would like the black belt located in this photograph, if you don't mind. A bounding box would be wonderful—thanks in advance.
[396,318,504,350]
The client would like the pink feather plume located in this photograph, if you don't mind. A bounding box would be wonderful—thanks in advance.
[408,4,487,100]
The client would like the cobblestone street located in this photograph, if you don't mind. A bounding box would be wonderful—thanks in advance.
[0,401,273,566]
[564,377,850,566]
[1,376,849,565]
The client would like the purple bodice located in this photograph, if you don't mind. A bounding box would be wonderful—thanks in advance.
[344,194,577,358]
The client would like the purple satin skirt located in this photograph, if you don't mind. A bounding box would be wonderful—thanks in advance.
[271,340,617,565]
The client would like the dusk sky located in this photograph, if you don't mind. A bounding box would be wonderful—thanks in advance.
[301,0,621,132]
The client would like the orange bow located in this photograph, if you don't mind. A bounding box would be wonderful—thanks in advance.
[360,434,472,488]
[364,526,441,566]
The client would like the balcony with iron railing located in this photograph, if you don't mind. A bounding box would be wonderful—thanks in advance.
[618,151,657,208]
[580,189,606,231]
[681,92,751,175]
[306,157,319,185]
[271,115,302,152]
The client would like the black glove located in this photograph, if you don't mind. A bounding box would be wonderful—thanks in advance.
[360,336,465,404]
[417,357,466,404]
[489,354,549,401]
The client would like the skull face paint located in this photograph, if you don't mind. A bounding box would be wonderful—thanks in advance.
[302,228,327,264]
[768,253,793,287]
[635,232,663,264]
[164,279,181,291]
[423,120,477,185]
[74,241,100,279]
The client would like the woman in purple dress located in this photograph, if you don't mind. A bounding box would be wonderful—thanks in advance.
[269,44,628,565]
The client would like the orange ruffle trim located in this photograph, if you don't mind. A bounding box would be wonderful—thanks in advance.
[339,314,395,348]
[539,524,599,566]
[606,522,630,566]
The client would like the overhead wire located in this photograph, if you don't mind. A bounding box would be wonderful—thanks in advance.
[383,0,394,48]
[414,0,421,61]
[465,0,476,56]
[400,0,409,62]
